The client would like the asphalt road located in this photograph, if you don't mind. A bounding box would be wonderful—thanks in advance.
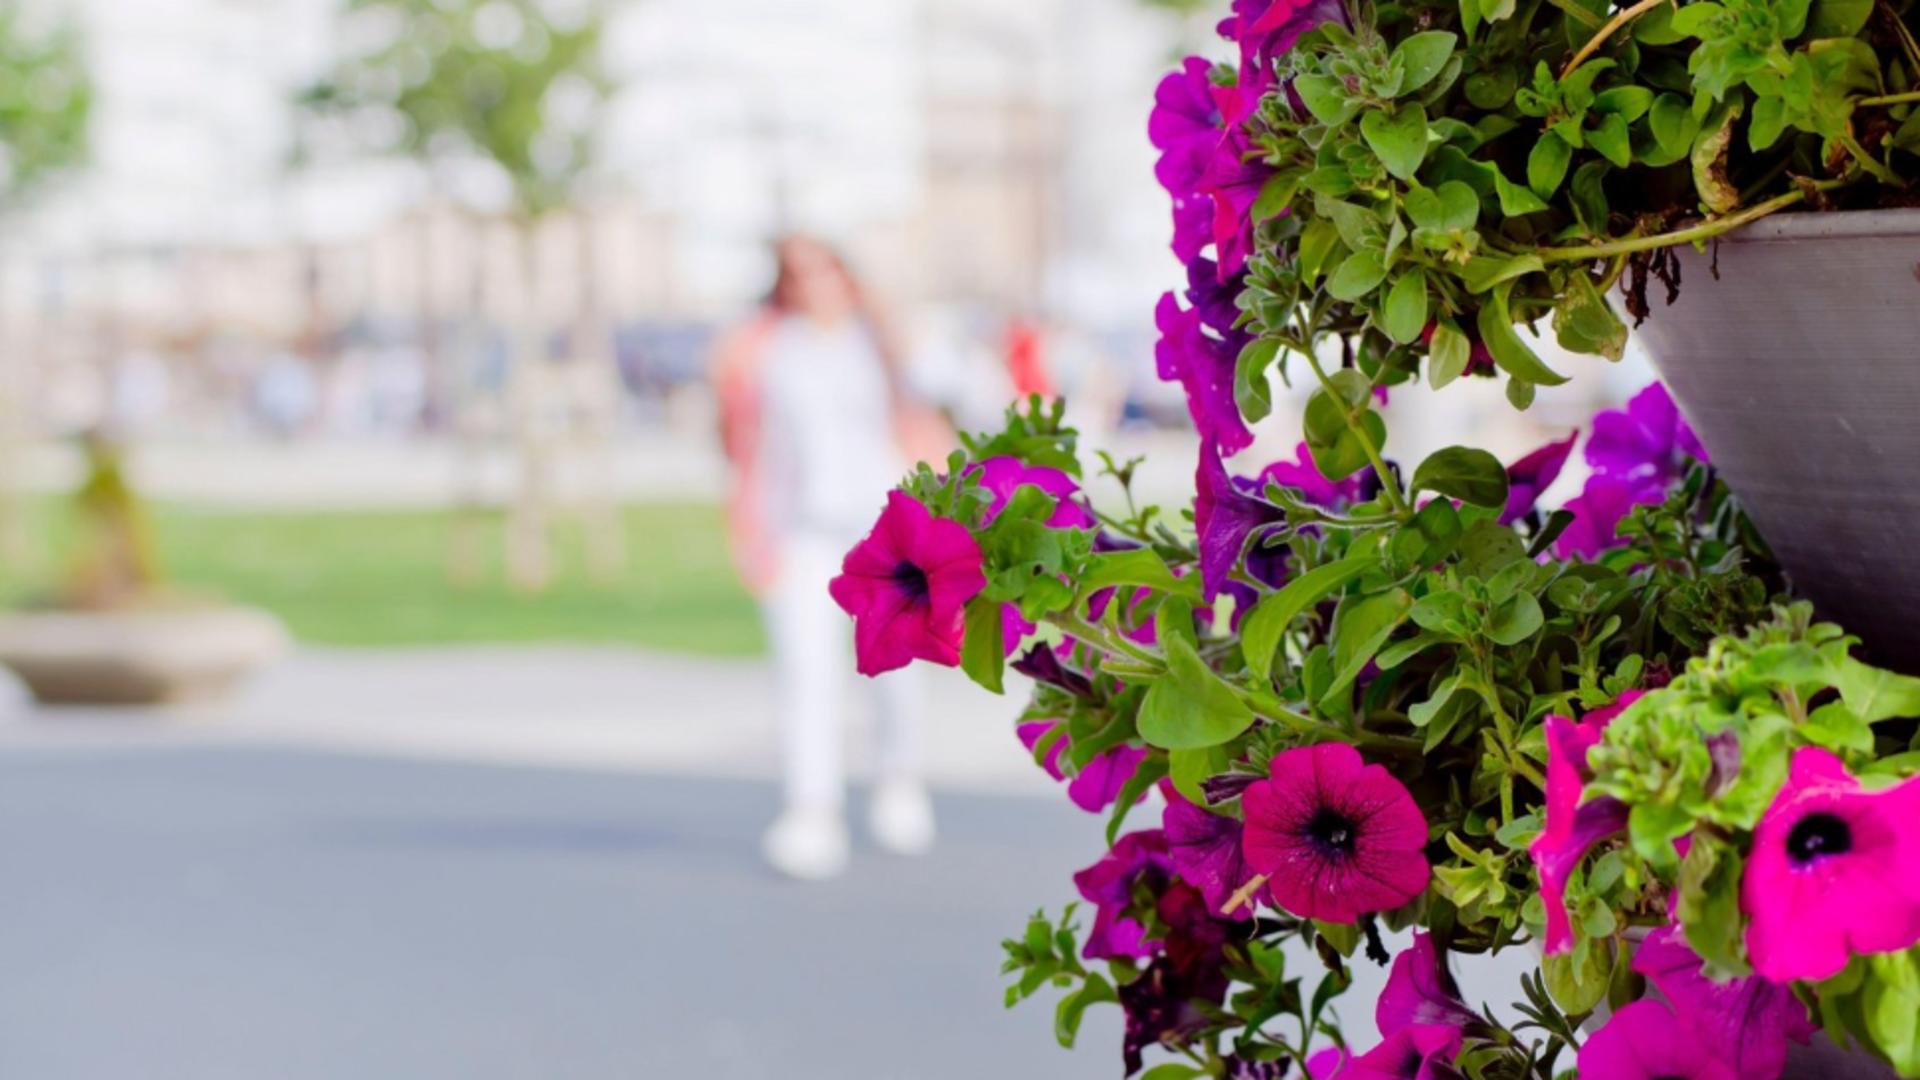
[0,746,1123,1080]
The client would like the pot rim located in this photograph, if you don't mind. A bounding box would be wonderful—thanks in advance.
[1724,206,1920,244]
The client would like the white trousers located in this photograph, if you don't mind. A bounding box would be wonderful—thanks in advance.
[763,532,925,810]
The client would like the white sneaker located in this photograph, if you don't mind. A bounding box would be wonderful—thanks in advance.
[762,806,850,881]
[869,781,936,856]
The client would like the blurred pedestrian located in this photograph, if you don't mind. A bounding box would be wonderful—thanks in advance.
[712,235,944,880]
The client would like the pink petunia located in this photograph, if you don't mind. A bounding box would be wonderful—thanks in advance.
[1631,924,1814,1078]
[1741,746,1920,981]
[1241,743,1430,923]
[1376,933,1480,1036]
[1578,1000,1739,1080]
[1073,830,1174,961]
[829,490,987,676]
[1530,692,1642,954]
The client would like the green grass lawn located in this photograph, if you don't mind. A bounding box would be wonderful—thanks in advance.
[2,501,765,656]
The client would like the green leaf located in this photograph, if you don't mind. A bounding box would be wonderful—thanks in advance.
[1692,101,1742,215]
[1322,589,1414,705]
[1362,103,1431,182]
[1105,754,1169,846]
[1428,320,1471,389]
[1136,635,1255,750]
[1593,86,1654,121]
[1570,161,1611,232]
[1552,268,1628,360]
[1490,164,1549,214]
[1394,31,1460,95]
[1382,271,1430,344]
[1459,253,1544,293]
[1169,743,1234,808]
[1054,973,1117,1048]
[1748,94,1788,151]
[1405,180,1479,231]
[1138,1066,1208,1080]
[1327,250,1389,301]
[1298,219,1343,283]
[1633,2,1687,43]
[1487,591,1544,645]
[1804,701,1874,754]
[1235,336,1281,423]
[1079,548,1201,601]
[1479,284,1570,385]
[1241,555,1380,681]
[960,596,1006,693]
[1409,674,1467,725]
[1527,132,1572,197]
[1587,112,1633,167]
[1833,656,1920,723]
[1809,0,1873,35]
[1411,446,1510,508]
[1295,74,1359,126]
[1459,519,1527,577]
[1647,93,1699,158]
[1252,171,1302,222]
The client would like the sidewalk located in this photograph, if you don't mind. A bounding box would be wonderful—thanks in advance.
[0,647,1058,797]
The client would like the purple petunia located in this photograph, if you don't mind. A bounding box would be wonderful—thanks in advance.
[1198,127,1273,278]
[1587,382,1708,486]
[1631,924,1814,1079]
[1074,830,1175,961]
[1242,743,1431,923]
[1318,1024,1464,1080]
[1554,474,1663,560]
[1742,746,1920,981]
[966,455,1096,531]
[1196,437,1289,602]
[1156,292,1254,456]
[1500,432,1577,524]
[1117,880,1241,1074]
[1259,441,1375,509]
[1150,57,1229,201]
[1163,786,1268,920]
[1016,720,1148,815]
[829,490,988,676]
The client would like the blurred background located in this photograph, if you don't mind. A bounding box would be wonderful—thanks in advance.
[0,1,1639,1076]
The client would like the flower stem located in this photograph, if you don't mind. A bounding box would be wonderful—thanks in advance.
[1301,349,1410,519]
[1049,611,1161,667]
[1858,89,1920,108]
[1221,873,1271,916]
[1560,0,1668,78]
[1537,178,1849,263]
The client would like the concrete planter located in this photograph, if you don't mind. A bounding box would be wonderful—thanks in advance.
[1628,208,1920,671]
[0,605,289,706]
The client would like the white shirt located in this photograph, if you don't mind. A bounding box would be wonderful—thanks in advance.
[757,316,902,537]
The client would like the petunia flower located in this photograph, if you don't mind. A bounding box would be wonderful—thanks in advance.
[966,455,1095,530]
[1156,292,1253,456]
[1017,720,1147,814]
[1500,432,1577,524]
[1163,786,1267,919]
[1117,880,1239,1074]
[1305,1047,1351,1080]
[1241,743,1431,923]
[1221,0,1349,114]
[1554,474,1664,560]
[1376,933,1481,1036]
[1198,127,1272,277]
[1171,192,1213,264]
[1074,829,1175,961]
[1587,382,1709,486]
[829,490,988,676]
[1741,746,1920,982]
[1631,924,1814,1079]
[1531,692,1642,954]
[1010,642,1093,697]
[1578,1000,1739,1080]
[1323,1024,1465,1080]
[1196,437,1288,601]
[1258,441,1375,509]
[1150,57,1230,202]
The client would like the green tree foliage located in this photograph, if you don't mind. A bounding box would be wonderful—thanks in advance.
[0,3,91,209]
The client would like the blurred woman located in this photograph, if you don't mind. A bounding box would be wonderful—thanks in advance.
[713,235,942,880]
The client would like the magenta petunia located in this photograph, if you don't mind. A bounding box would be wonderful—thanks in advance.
[1242,743,1431,923]
[1632,924,1814,1079]
[1586,382,1709,486]
[1376,933,1480,1036]
[1118,880,1240,1074]
[1171,192,1213,264]
[1196,437,1288,602]
[1074,830,1175,961]
[1741,746,1920,981]
[966,455,1095,531]
[1156,292,1253,456]
[1531,692,1641,954]
[829,490,988,676]
[1163,786,1267,920]
[1305,1047,1351,1080]
[1016,721,1147,814]
[1500,432,1577,524]
[1578,1000,1739,1080]
[1015,720,1069,782]
[1222,0,1348,111]
[1327,1024,1464,1080]
[1198,127,1272,277]
[1554,474,1664,560]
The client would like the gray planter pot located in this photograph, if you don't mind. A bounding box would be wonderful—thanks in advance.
[1628,208,1920,671]
[0,605,288,706]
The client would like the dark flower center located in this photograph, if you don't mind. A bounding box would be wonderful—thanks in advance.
[1786,812,1853,864]
[1305,809,1358,858]
[891,561,931,603]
